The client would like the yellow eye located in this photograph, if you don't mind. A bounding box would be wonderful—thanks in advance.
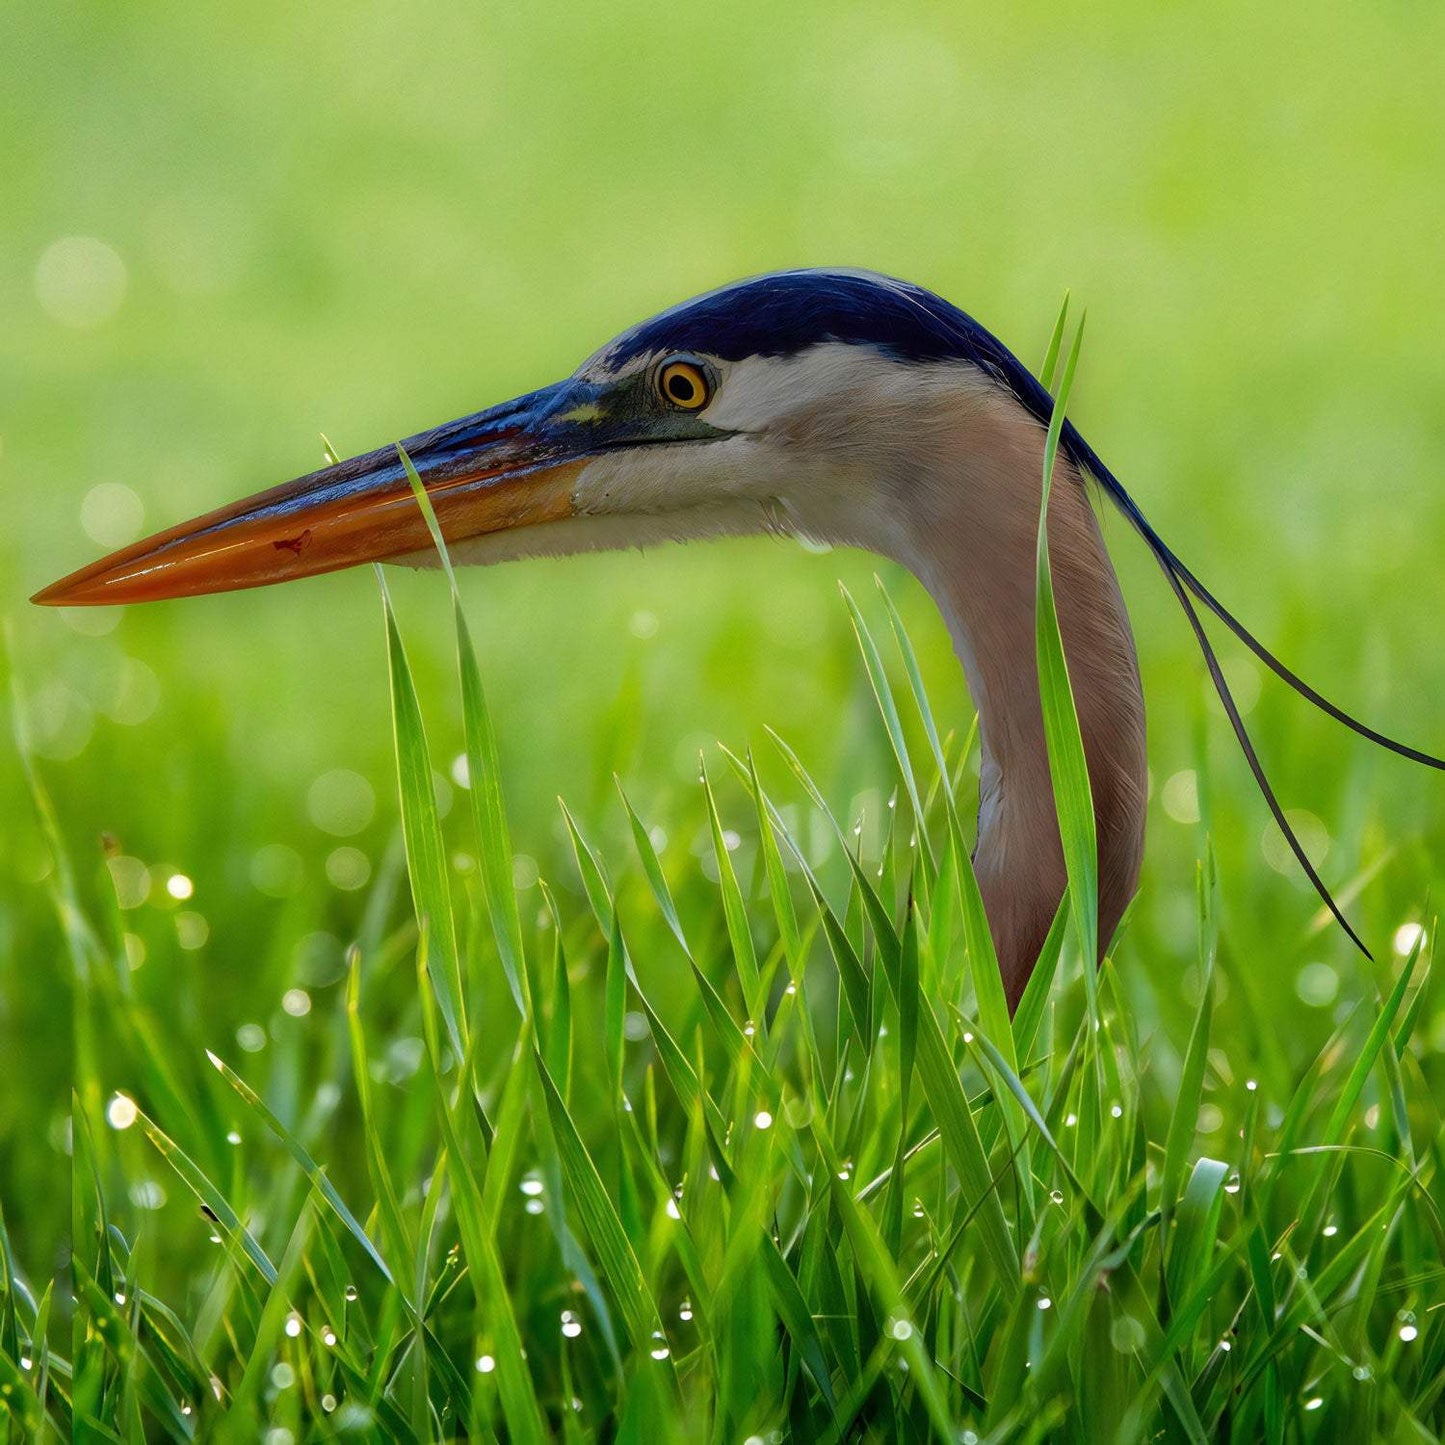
[658,359,710,411]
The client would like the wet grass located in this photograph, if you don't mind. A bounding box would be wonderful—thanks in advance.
[7,322,1444,1441]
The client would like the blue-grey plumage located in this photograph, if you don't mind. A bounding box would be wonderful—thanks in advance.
[34,268,1443,1004]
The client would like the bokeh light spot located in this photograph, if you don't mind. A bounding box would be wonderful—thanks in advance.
[80,483,145,548]
[307,769,375,836]
[35,236,127,327]
[1295,961,1339,1007]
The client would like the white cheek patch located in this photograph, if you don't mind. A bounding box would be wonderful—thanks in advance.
[702,344,978,433]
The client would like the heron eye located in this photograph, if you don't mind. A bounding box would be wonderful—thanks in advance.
[658,359,710,411]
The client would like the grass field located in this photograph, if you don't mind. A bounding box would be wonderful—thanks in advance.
[4,2,1445,1439]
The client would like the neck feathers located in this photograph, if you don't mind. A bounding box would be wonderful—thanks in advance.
[886,379,1148,1008]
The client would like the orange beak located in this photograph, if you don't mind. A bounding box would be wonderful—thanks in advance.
[32,383,591,607]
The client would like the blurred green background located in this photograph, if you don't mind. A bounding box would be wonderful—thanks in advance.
[4,0,1443,1291]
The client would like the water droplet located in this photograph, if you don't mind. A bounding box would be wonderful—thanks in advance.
[1399,1323,1419,1342]
[1225,1172,1241,1194]
[519,1175,544,1196]
[753,1110,773,1130]
[476,1354,496,1374]
[284,1312,302,1338]
[665,1197,682,1221]
[649,1331,671,1361]
[1393,922,1426,957]
[106,1094,138,1131]
[889,1315,913,1340]
[1049,1189,1064,1205]
[1110,1103,1123,1119]
[271,1362,296,1390]
[321,1327,337,1347]
[344,1285,359,1302]
[1323,1222,1338,1237]
[1352,1364,1372,1381]
[912,1199,926,1218]
[1036,1296,1052,1311]
[561,1310,583,1339]
[678,1299,693,1322]
[524,1198,544,1215]
[1065,1113,1078,1127]
[1303,1397,1323,1412]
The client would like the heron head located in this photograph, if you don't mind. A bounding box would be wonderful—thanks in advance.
[34,269,1026,606]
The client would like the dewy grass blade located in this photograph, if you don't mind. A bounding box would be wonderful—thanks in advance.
[840,582,933,871]
[378,569,467,1057]
[1034,312,1100,985]
[204,1050,394,1287]
[701,757,762,1014]
[533,1055,673,1371]
[135,1108,276,1287]
[346,952,420,1290]
[416,936,549,1445]
[1162,955,1214,1225]
[397,443,530,1016]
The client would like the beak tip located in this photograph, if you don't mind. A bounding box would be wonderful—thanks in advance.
[31,572,107,607]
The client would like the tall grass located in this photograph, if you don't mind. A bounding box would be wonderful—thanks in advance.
[8,330,1444,1441]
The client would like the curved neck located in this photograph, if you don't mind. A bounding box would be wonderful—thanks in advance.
[824,379,1148,1008]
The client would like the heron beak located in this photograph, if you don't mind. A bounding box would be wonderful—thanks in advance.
[32,382,593,606]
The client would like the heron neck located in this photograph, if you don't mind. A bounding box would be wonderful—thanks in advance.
[885,386,1148,1008]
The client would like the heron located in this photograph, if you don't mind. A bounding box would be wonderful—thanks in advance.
[34,268,1443,1007]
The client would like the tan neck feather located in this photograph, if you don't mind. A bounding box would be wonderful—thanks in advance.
[891,385,1147,1009]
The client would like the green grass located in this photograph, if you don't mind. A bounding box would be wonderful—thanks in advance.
[7,324,1444,1441]
[6,11,1445,1436]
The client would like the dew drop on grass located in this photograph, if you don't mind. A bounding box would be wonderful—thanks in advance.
[106,1094,138,1130]
[1323,1222,1338,1237]
[666,1196,682,1220]
[560,1310,582,1339]
[1225,1172,1241,1194]
[678,1299,693,1322]
[649,1331,671,1360]
[1304,1397,1324,1411]
[271,1362,296,1390]
[284,1312,302,1338]
[1353,1365,1372,1381]
[1399,1324,1419,1343]
[344,1285,359,1303]
[519,1175,544,1197]
[524,1198,544,1215]
[1393,922,1426,957]
[476,1354,496,1374]
[1049,1189,1064,1205]
[889,1315,914,1340]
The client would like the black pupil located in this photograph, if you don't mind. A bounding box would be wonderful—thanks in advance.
[667,370,697,403]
